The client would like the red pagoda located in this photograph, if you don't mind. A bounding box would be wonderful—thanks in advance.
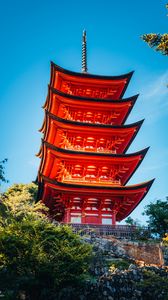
[37,31,154,225]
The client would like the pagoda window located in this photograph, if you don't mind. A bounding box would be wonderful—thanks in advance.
[97,138,106,152]
[71,216,81,224]
[92,207,98,210]
[73,197,82,201]
[72,165,83,178]
[87,197,98,201]
[85,111,94,123]
[74,136,83,149]
[85,165,97,180]
[85,207,92,210]
[95,113,103,124]
[85,137,95,150]
[102,218,112,225]
[76,111,83,122]
[99,166,110,180]
[71,206,81,210]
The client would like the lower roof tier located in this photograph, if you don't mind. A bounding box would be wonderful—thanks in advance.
[42,88,138,126]
[38,176,154,222]
[38,141,149,187]
[40,113,143,155]
[50,62,133,100]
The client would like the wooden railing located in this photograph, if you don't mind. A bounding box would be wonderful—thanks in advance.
[65,223,138,239]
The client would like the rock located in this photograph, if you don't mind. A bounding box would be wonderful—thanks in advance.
[128,263,137,270]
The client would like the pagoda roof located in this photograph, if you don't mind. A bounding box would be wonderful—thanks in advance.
[41,90,138,131]
[44,111,144,130]
[39,176,154,221]
[51,61,134,81]
[50,62,134,100]
[50,86,138,103]
[43,86,139,109]
[42,140,149,159]
[40,112,143,154]
[38,141,149,186]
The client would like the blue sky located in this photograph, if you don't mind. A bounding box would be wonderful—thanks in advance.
[0,0,168,223]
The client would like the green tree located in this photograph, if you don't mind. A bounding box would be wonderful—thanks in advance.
[0,159,8,185]
[125,216,135,225]
[0,183,92,300]
[143,198,168,237]
[141,4,168,56]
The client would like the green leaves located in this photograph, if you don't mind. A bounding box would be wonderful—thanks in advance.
[0,158,8,185]
[141,34,168,56]
[141,4,168,56]
[143,198,168,237]
[0,183,92,299]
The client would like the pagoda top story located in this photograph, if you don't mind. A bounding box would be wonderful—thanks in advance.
[37,31,154,226]
[50,61,133,100]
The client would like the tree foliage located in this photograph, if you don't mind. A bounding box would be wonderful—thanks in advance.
[141,4,168,56]
[143,198,168,237]
[0,183,92,300]
[0,159,8,185]
[141,33,168,56]
[136,269,168,300]
[125,216,135,225]
[163,233,168,246]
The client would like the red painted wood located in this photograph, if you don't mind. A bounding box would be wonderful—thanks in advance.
[37,63,153,225]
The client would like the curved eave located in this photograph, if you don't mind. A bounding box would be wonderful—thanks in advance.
[36,145,43,158]
[43,139,149,159]
[50,86,139,104]
[50,62,134,99]
[39,116,48,133]
[40,141,149,186]
[37,176,154,211]
[51,61,134,81]
[116,179,155,221]
[124,119,144,153]
[41,175,155,192]
[45,112,142,130]
[43,113,143,154]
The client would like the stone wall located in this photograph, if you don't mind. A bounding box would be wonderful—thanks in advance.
[117,240,164,265]
[85,236,164,265]
[82,265,168,300]
[57,237,168,300]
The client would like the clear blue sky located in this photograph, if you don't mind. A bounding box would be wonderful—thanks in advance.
[0,0,168,223]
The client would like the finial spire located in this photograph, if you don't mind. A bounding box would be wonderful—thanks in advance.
[82,30,88,73]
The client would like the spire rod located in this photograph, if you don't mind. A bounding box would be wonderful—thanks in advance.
[82,30,88,73]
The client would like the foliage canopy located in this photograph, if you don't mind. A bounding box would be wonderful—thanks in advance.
[0,159,8,185]
[143,198,168,237]
[141,4,168,56]
[142,33,168,56]
[0,183,92,300]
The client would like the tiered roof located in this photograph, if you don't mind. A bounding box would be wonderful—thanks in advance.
[37,60,154,224]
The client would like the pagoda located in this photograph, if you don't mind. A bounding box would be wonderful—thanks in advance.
[37,31,154,225]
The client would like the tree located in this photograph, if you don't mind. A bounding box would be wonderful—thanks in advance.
[163,233,168,246]
[142,33,168,56]
[125,217,141,226]
[125,216,135,225]
[0,183,92,300]
[0,158,8,185]
[143,198,168,237]
[141,4,168,56]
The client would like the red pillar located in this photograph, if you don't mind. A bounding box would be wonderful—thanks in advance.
[112,211,116,225]
[64,208,71,223]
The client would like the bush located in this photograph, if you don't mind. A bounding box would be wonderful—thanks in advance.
[0,184,92,300]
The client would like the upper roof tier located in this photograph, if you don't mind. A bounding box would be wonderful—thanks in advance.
[50,62,134,100]
[42,87,138,126]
